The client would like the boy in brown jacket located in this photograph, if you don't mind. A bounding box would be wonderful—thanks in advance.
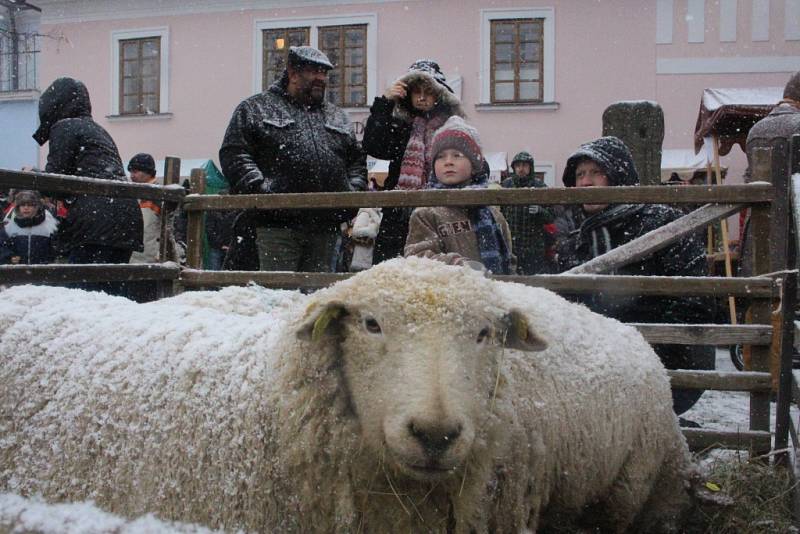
[404,117,514,274]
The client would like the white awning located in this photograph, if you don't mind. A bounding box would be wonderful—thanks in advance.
[660,148,726,182]
[701,87,783,111]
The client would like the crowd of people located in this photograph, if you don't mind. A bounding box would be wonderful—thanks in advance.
[5,46,799,415]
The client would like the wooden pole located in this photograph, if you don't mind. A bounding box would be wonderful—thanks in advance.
[774,271,797,466]
[159,157,181,263]
[748,148,774,445]
[157,157,181,299]
[566,203,742,275]
[185,168,206,269]
[712,136,737,325]
[705,160,715,257]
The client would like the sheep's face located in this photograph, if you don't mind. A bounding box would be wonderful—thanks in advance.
[297,264,546,482]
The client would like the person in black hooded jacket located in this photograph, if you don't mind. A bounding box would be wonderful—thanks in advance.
[556,136,715,417]
[33,77,143,295]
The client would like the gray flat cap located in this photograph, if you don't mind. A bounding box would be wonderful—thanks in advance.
[288,46,334,70]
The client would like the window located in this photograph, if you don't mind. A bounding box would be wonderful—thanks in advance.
[490,19,543,103]
[261,27,310,89]
[318,24,367,107]
[119,37,160,114]
[479,8,555,108]
[0,30,39,93]
[254,15,376,108]
[111,27,169,117]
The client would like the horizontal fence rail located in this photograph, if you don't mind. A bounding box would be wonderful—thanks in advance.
[0,263,181,284]
[0,168,186,203]
[668,370,773,391]
[634,323,773,346]
[683,428,773,452]
[180,269,776,298]
[181,183,774,211]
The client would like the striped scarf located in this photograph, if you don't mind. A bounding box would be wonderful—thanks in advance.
[397,114,447,190]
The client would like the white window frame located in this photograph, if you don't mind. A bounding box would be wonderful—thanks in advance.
[253,14,377,110]
[479,8,555,106]
[110,27,170,116]
[536,161,556,187]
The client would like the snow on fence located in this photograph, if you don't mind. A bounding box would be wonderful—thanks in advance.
[0,138,798,464]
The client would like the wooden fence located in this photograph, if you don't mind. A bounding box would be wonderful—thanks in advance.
[1,137,798,465]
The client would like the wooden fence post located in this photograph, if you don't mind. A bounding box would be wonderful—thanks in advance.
[156,157,181,299]
[159,156,181,262]
[185,168,206,269]
[768,137,792,273]
[749,147,774,444]
[774,270,797,466]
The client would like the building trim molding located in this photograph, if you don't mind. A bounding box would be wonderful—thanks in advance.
[39,0,397,24]
[656,56,800,74]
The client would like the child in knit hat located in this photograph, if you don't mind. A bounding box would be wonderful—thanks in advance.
[0,190,58,265]
[403,116,514,274]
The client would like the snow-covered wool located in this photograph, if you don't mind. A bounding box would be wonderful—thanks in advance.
[0,493,219,533]
[0,258,693,532]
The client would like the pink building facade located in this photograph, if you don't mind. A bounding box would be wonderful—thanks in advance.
[31,0,800,185]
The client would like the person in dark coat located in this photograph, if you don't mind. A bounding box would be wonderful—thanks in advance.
[362,59,464,263]
[219,46,367,272]
[0,190,58,265]
[204,194,236,271]
[500,151,555,274]
[557,136,715,417]
[740,71,800,278]
[32,77,143,295]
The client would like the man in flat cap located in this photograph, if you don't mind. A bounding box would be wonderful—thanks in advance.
[220,45,367,272]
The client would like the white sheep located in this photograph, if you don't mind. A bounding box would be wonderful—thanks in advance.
[0,257,693,533]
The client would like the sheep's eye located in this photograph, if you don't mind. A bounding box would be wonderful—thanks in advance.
[364,317,382,334]
[477,327,491,344]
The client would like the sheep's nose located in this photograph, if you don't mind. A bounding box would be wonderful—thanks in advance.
[408,419,462,458]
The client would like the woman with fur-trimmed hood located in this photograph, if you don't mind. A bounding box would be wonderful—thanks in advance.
[363,60,464,263]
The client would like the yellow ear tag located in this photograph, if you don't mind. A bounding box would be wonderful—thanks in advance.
[513,314,528,341]
[311,307,342,343]
[705,482,721,492]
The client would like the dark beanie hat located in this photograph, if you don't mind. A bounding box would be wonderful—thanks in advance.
[127,153,156,176]
[430,116,484,172]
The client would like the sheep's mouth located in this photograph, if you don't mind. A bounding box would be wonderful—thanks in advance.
[401,461,458,480]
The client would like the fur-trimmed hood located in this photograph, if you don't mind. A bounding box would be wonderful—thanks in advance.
[391,70,465,123]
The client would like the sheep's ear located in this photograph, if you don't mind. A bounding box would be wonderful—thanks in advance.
[297,301,347,342]
[502,309,547,352]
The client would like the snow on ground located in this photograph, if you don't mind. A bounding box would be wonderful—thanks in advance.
[682,348,752,432]
[0,492,221,534]
[683,348,798,433]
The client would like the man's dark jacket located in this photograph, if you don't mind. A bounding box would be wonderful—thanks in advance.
[500,173,554,274]
[558,136,715,415]
[219,78,367,229]
[33,77,143,253]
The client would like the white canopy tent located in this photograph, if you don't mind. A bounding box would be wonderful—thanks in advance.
[660,149,727,183]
